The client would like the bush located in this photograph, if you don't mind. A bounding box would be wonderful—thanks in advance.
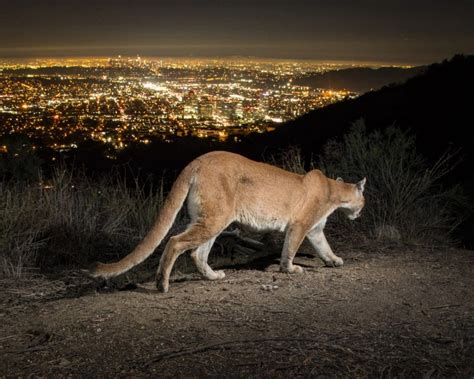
[0,168,167,277]
[269,145,308,175]
[318,119,466,244]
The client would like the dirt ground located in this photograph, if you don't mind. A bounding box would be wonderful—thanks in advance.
[1,243,473,377]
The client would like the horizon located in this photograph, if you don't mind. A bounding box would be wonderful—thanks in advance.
[1,1,472,65]
[0,54,430,68]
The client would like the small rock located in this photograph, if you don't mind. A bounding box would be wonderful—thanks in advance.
[59,358,70,366]
[261,284,279,291]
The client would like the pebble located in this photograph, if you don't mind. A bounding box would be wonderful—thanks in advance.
[59,358,70,366]
[261,284,279,291]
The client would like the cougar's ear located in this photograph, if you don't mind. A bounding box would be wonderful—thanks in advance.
[356,177,367,192]
[336,177,344,183]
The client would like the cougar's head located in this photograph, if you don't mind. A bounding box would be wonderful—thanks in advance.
[337,177,366,220]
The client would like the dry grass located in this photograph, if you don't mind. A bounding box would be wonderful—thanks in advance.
[0,167,170,277]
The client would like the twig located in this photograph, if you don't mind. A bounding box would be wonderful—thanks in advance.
[0,335,18,342]
[142,337,332,366]
[430,304,461,309]
[217,230,265,256]
[235,361,261,367]
[262,309,291,314]
[3,345,51,354]
[219,230,265,249]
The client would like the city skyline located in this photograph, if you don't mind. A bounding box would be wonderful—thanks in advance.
[0,0,473,64]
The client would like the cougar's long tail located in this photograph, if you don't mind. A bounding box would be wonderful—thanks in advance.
[89,165,194,279]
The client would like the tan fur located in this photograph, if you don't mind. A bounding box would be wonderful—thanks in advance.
[89,151,366,292]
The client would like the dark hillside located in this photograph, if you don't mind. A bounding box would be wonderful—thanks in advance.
[264,55,473,165]
[294,66,425,92]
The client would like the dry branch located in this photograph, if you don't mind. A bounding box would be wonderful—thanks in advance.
[216,230,265,256]
[141,336,352,367]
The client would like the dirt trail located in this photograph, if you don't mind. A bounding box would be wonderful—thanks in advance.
[1,246,473,377]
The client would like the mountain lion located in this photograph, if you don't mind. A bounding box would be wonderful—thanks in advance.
[89,151,366,292]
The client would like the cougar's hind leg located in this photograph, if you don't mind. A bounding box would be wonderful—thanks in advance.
[191,237,225,280]
[157,177,234,292]
[156,224,211,293]
[156,220,228,293]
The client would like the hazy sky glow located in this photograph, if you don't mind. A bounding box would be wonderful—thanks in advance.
[0,0,473,64]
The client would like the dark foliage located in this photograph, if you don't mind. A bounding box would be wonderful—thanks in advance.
[293,65,425,92]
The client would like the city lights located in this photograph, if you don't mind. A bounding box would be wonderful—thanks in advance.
[0,56,358,151]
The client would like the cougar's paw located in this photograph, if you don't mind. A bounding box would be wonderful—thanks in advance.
[325,256,344,267]
[156,280,169,293]
[204,269,226,281]
[156,274,169,293]
[292,265,304,273]
[280,264,304,274]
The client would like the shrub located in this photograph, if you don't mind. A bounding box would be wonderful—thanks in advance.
[318,119,466,244]
[269,145,308,175]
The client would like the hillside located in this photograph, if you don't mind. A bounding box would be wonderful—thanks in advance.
[294,66,425,92]
[262,55,473,164]
[252,55,474,244]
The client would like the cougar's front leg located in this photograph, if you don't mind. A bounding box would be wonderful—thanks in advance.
[306,228,343,267]
[280,223,307,274]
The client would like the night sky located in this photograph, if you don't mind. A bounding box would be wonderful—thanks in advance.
[0,0,473,63]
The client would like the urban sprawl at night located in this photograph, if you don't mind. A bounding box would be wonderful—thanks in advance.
[0,57,358,152]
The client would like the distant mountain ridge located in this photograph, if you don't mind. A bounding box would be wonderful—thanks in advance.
[294,66,426,93]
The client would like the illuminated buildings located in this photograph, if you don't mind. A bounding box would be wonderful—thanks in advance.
[0,57,358,150]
